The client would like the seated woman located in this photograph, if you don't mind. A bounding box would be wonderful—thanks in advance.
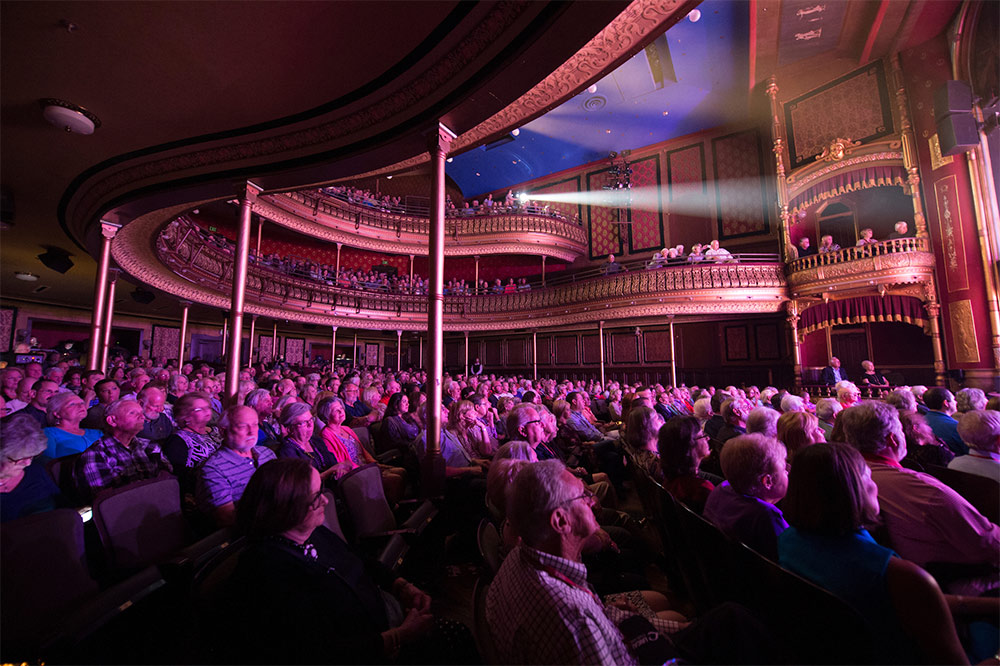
[163,391,222,492]
[625,406,665,481]
[858,360,890,388]
[779,443,973,665]
[607,388,623,422]
[658,416,717,513]
[224,458,474,664]
[276,402,350,483]
[1,414,62,522]
[856,227,879,246]
[376,392,420,455]
[317,397,406,504]
[443,400,493,464]
[43,392,102,459]
[899,411,955,471]
[776,410,826,460]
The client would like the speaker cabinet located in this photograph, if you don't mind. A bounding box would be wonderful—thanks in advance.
[936,112,979,155]
[934,80,973,117]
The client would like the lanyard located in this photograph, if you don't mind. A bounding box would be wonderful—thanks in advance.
[538,563,602,607]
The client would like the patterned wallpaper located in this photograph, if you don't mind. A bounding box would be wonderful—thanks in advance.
[152,325,180,363]
[586,169,623,259]
[285,338,305,365]
[712,130,769,239]
[529,176,582,223]
[259,335,279,364]
[667,144,711,249]
[0,308,15,353]
[785,61,893,168]
[627,156,663,253]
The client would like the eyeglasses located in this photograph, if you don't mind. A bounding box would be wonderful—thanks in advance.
[559,487,596,508]
[4,454,33,465]
[695,433,710,441]
[288,420,313,429]
[523,419,542,427]
[308,490,325,510]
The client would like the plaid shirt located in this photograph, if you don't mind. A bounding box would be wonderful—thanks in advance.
[73,433,173,503]
[486,544,636,665]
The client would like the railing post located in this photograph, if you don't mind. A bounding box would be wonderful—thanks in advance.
[922,285,948,385]
[766,78,795,263]
[598,320,606,390]
[669,315,677,387]
[225,181,260,408]
[353,332,358,367]
[331,326,338,369]
[474,255,480,294]
[423,122,453,497]
[532,329,538,381]
[335,243,343,286]
[87,221,120,370]
[542,255,547,287]
[786,301,802,391]
[100,269,120,372]
[178,300,191,367]
[397,330,403,373]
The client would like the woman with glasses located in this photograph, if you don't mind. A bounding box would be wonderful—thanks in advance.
[625,406,665,481]
[163,391,222,493]
[43,391,103,459]
[224,458,475,664]
[658,416,718,513]
[1,413,62,522]
[276,401,350,483]
[377,392,420,456]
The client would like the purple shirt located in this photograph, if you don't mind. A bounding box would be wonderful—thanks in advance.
[703,481,788,560]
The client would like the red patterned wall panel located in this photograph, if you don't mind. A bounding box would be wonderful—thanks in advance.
[611,333,639,364]
[507,338,527,365]
[712,130,769,239]
[586,170,623,259]
[554,336,579,365]
[581,334,600,364]
[284,338,305,365]
[724,325,749,361]
[258,335,278,363]
[643,330,672,363]
[627,155,663,254]
[528,176,582,223]
[785,61,893,168]
[152,326,179,363]
[0,308,14,353]
[667,144,712,249]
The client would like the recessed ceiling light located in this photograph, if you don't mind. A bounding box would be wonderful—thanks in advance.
[511,128,520,137]
[14,271,39,281]
[605,129,612,134]
[587,85,598,94]
[662,111,669,116]
[446,157,454,163]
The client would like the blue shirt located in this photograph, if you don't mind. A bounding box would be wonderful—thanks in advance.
[42,426,104,459]
[924,411,967,456]
[0,460,61,522]
[703,481,788,560]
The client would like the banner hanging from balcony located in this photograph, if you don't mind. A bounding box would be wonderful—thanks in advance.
[799,295,928,337]
[790,165,906,215]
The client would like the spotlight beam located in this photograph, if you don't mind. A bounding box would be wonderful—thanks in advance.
[521,179,767,216]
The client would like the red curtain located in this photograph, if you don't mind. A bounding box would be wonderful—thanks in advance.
[791,165,906,215]
[799,295,928,336]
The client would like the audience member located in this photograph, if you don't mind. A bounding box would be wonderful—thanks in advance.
[162,392,222,492]
[858,360,889,388]
[776,410,825,460]
[195,405,276,528]
[923,387,967,455]
[717,398,751,443]
[703,239,733,263]
[814,398,842,439]
[956,387,987,414]
[43,392,102,459]
[1,414,62,522]
[137,385,172,444]
[794,236,816,258]
[7,379,58,427]
[856,228,878,246]
[658,416,717,513]
[950,410,1000,482]
[72,399,173,503]
[817,235,840,253]
[746,406,778,438]
[899,411,955,471]
[820,357,847,385]
[839,401,999,589]
[704,434,789,560]
[276,401,347,482]
[887,220,911,240]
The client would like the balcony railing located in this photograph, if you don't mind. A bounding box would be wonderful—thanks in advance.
[787,236,930,273]
[272,189,588,246]
[157,217,786,319]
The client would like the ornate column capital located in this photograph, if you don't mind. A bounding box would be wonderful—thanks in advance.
[100,220,121,240]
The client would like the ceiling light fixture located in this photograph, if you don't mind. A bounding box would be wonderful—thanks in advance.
[14,271,39,281]
[687,9,701,22]
[587,85,598,94]
[39,98,101,135]
[511,128,520,137]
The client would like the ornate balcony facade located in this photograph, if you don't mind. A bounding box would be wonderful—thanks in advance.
[785,237,936,301]
[256,190,588,261]
[113,212,788,333]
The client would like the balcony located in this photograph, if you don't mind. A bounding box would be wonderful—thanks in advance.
[144,216,788,332]
[785,237,936,300]
[253,189,589,261]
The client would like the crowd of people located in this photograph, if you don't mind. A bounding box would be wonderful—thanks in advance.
[643,239,736,268]
[792,220,915,259]
[1,348,997,663]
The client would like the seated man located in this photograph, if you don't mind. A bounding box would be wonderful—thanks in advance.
[717,398,752,443]
[840,401,999,589]
[137,385,172,444]
[923,387,967,456]
[82,378,120,429]
[196,405,276,528]
[703,240,733,263]
[486,460,654,664]
[1,379,58,427]
[703,434,789,560]
[603,253,624,275]
[793,236,816,258]
[339,380,375,429]
[887,220,912,239]
[820,356,847,385]
[72,399,173,503]
[950,410,1000,483]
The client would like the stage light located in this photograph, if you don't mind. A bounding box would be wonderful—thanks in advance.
[518,193,529,203]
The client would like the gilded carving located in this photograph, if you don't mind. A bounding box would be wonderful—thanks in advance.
[948,300,981,363]
[928,134,954,171]
[818,138,862,162]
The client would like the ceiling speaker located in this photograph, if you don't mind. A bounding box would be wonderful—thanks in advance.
[131,288,155,304]
[37,247,74,273]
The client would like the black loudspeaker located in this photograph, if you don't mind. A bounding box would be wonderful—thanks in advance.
[37,247,74,273]
[130,288,155,304]
[936,112,980,155]
[934,80,973,117]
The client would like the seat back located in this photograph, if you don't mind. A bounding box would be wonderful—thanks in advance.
[338,463,395,537]
[91,476,188,572]
[46,452,84,506]
[656,485,715,614]
[925,464,1000,524]
[674,500,743,607]
[477,519,503,576]
[321,490,346,541]
[1,509,99,645]
[471,575,500,665]
[733,542,877,664]
[351,426,376,458]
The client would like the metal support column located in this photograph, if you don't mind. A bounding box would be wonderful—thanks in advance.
[100,269,120,372]
[178,301,191,367]
[598,320,606,389]
[225,182,260,407]
[668,316,677,387]
[396,330,403,373]
[87,222,120,370]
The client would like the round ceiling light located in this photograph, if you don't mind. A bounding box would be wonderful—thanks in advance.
[40,98,101,135]
[14,271,39,281]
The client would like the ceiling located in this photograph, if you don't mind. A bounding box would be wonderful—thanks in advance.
[0,0,963,334]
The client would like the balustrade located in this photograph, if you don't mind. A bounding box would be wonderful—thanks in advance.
[787,236,930,273]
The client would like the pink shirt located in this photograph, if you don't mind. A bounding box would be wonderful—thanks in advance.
[866,459,1000,567]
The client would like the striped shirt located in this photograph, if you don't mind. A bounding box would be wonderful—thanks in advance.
[196,445,276,512]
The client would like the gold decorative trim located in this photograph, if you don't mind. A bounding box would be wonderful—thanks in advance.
[948,299,981,363]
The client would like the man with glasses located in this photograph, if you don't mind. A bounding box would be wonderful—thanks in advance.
[486,460,635,664]
[340,380,375,428]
